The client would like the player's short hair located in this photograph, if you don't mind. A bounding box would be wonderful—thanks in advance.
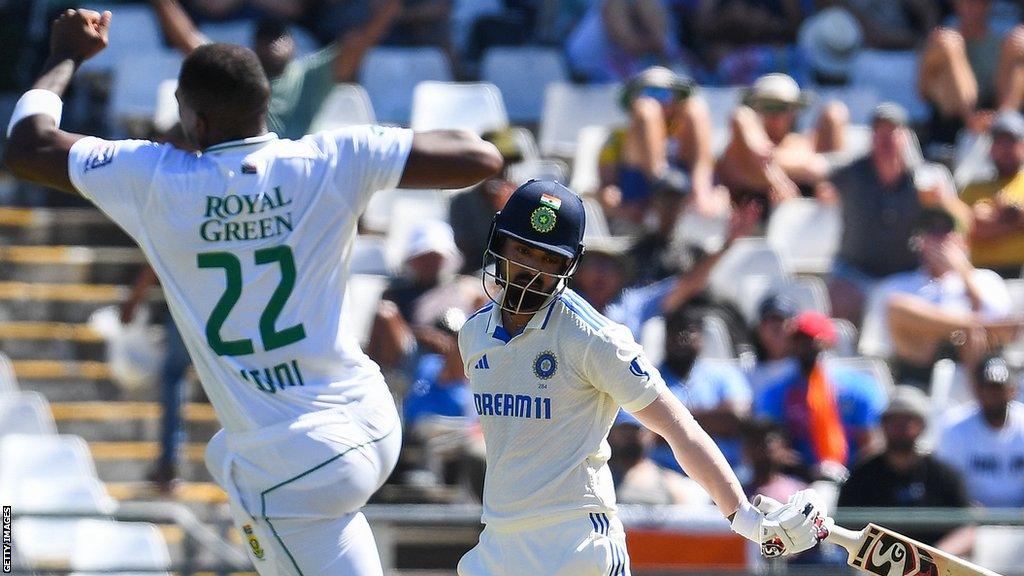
[178,43,270,127]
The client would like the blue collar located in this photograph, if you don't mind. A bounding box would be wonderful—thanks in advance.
[487,298,558,344]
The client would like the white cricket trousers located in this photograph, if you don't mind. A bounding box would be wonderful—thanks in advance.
[458,512,632,576]
[206,398,401,575]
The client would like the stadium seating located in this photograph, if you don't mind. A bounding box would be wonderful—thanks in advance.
[78,5,164,74]
[973,526,1024,572]
[699,86,743,157]
[539,83,627,158]
[675,206,730,253]
[198,19,255,47]
[569,125,611,196]
[351,235,391,276]
[766,198,842,275]
[108,52,184,136]
[359,48,454,125]
[70,519,171,574]
[850,50,930,123]
[344,274,389,346]
[410,82,509,134]
[800,85,880,129]
[309,84,377,132]
[0,351,18,393]
[0,390,56,436]
[831,318,859,358]
[775,276,832,317]
[481,47,570,124]
[824,356,895,396]
[0,434,117,515]
[151,79,180,134]
[384,196,452,269]
[640,314,736,366]
[506,159,570,185]
[708,238,791,323]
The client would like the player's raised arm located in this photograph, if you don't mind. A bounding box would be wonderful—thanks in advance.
[4,9,111,196]
[399,130,504,189]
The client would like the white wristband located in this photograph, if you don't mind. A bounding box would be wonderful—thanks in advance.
[730,501,763,543]
[7,89,63,138]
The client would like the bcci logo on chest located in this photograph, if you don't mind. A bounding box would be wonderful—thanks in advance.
[534,351,558,379]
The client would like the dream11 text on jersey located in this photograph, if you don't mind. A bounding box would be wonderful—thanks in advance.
[200,186,294,242]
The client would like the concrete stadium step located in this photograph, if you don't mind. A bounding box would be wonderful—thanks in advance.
[106,481,228,505]
[0,206,134,246]
[0,321,105,361]
[12,359,122,401]
[52,401,219,443]
[90,441,213,483]
[0,245,145,283]
[0,281,163,323]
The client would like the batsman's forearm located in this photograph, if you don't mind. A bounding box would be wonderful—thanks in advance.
[666,415,746,517]
[32,57,78,97]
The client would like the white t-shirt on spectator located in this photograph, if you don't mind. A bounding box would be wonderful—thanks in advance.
[935,400,1024,507]
[859,268,1012,358]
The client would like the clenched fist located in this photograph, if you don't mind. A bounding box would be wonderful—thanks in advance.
[50,9,111,64]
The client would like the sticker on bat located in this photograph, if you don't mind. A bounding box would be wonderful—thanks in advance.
[857,528,939,576]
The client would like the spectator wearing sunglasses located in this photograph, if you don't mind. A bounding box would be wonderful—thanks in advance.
[717,73,846,213]
[597,66,721,235]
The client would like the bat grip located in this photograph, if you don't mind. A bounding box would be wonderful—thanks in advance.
[825,524,864,550]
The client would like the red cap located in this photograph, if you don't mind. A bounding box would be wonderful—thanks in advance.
[792,311,836,346]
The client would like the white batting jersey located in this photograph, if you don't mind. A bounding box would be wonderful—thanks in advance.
[67,126,413,432]
[459,289,667,529]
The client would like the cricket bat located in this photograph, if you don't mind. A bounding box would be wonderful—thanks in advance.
[825,522,1004,576]
[753,496,1003,576]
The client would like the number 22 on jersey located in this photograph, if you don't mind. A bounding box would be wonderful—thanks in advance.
[198,245,307,356]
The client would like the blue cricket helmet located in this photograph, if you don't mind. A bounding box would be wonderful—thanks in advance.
[488,180,586,261]
[483,180,587,314]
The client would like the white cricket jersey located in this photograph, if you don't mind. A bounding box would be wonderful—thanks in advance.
[935,401,1024,507]
[459,289,666,529]
[67,127,413,433]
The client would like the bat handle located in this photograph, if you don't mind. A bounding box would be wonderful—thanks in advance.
[825,523,864,551]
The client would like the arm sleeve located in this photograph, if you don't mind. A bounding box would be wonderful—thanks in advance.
[974,270,1013,320]
[322,125,413,212]
[67,136,167,239]
[585,323,667,412]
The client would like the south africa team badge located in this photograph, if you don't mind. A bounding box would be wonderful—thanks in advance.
[534,351,558,379]
[243,524,265,560]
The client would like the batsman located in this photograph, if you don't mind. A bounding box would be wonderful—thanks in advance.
[457,180,830,575]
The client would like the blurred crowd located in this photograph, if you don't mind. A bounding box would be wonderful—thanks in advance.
[4,0,1024,562]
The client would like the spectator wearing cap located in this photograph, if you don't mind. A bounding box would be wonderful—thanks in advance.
[748,293,799,394]
[150,0,400,139]
[565,0,684,83]
[861,208,1013,381]
[839,385,972,549]
[755,311,886,481]
[368,220,486,378]
[956,110,1024,277]
[608,412,705,505]
[827,103,944,324]
[647,307,752,471]
[797,7,865,85]
[935,354,1024,508]
[596,67,720,235]
[803,2,937,61]
[918,0,1024,145]
[717,73,847,211]
[449,130,521,274]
